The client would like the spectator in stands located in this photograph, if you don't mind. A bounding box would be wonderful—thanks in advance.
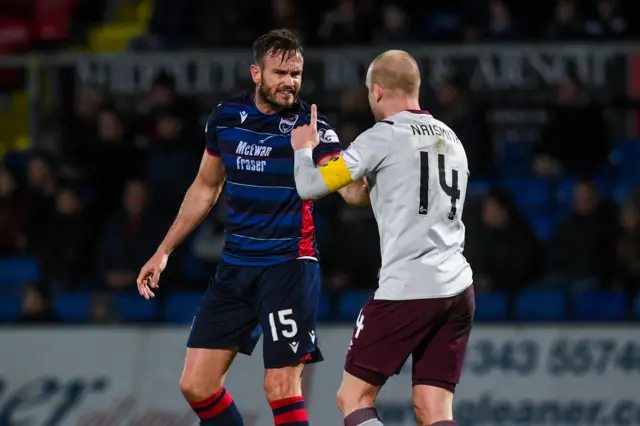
[25,152,57,248]
[95,179,171,292]
[144,106,199,212]
[545,0,586,40]
[540,181,615,291]
[14,285,59,324]
[320,201,381,291]
[63,84,103,164]
[584,0,629,39]
[611,189,640,295]
[91,292,121,324]
[465,189,540,293]
[269,0,303,39]
[135,73,200,149]
[534,75,608,178]
[317,0,373,45]
[432,77,493,177]
[0,167,27,255]
[88,108,140,219]
[374,4,412,44]
[32,186,91,292]
[483,0,524,41]
[129,0,199,50]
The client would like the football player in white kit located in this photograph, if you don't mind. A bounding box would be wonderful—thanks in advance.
[290,50,475,426]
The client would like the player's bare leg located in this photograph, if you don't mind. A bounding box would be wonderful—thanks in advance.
[412,384,455,426]
[264,362,310,425]
[179,348,244,425]
[336,371,384,425]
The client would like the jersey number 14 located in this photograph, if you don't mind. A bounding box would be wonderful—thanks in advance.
[419,152,461,220]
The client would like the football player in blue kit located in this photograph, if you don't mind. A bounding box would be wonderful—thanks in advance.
[136,29,369,426]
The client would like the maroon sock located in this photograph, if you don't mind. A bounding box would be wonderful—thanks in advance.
[344,407,381,426]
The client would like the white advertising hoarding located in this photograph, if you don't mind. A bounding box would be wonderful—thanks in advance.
[0,326,639,426]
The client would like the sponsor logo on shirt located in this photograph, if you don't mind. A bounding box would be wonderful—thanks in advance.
[342,145,361,166]
[319,128,340,144]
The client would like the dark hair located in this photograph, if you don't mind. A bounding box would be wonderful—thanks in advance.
[253,29,303,65]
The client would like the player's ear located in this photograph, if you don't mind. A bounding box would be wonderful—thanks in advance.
[250,64,261,85]
[374,84,384,103]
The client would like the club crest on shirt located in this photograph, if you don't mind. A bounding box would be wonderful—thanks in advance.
[279,115,299,134]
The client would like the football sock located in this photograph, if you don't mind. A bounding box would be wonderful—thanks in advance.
[270,396,310,425]
[188,388,244,425]
[344,407,384,426]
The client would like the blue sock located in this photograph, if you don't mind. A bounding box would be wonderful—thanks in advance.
[189,388,244,425]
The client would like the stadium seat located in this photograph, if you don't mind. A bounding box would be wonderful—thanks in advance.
[514,290,567,321]
[496,139,534,178]
[0,257,40,288]
[0,293,21,322]
[317,291,332,321]
[467,179,492,198]
[523,209,565,242]
[114,293,158,322]
[474,291,508,321]
[53,292,91,322]
[338,291,372,321]
[504,178,552,208]
[575,290,626,320]
[634,295,640,319]
[165,292,203,324]
[611,139,640,184]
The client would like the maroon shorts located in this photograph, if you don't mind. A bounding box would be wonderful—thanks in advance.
[344,285,474,393]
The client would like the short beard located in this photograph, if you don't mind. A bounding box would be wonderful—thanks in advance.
[257,83,295,111]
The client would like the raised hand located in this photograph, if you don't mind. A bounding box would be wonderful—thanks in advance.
[291,104,320,151]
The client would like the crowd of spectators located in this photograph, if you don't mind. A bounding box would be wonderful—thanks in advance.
[0,68,639,323]
[1,0,639,54]
[0,0,639,322]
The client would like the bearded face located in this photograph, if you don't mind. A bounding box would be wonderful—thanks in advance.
[251,50,303,111]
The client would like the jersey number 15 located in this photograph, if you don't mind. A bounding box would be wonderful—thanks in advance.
[419,152,461,220]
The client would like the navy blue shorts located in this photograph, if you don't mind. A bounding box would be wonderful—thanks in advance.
[187,259,323,369]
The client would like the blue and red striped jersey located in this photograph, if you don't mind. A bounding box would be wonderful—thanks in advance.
[205,93,341,266]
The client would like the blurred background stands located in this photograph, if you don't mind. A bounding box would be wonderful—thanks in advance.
[0,0,640,325]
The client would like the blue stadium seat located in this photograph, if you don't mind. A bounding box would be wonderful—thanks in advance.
[114,293,158,322]
[497,139,533,178]
[0,293,21,322]
[524,209,565,241]
[504,178,552,208]
[165,292,203,324]
[468,179,492,198]
[474,291,508,321]
[0,257,40,288]
[317,291,332,321]
[634,295,640,319]
[613,182,631,204]
[53,292,91,322]
[515,290,567,321]
[338,291,372,321]
[575,291,626,320]
[611,139,640,184]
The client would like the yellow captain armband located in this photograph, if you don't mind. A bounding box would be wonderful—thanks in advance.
[318,156,354,192]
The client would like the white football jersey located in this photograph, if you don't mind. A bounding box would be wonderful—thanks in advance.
[342,110,473,300]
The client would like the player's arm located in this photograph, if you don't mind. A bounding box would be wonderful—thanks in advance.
[317,155,369,206]
[156,152,225,256]
[293,117,392,200]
